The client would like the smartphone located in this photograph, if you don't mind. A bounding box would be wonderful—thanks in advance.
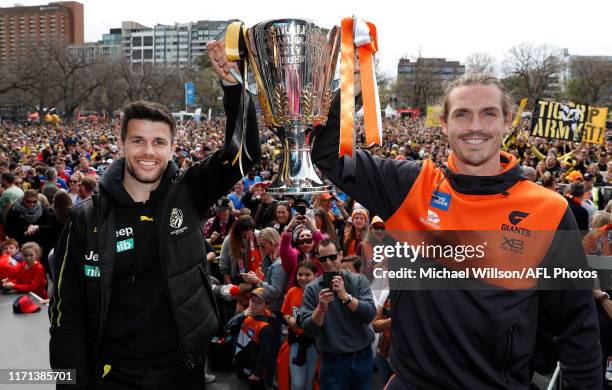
[383,306,392,318]
[323,271,338,290]
[296,205,307,216]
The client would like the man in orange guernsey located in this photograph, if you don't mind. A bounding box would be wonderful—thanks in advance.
[311,73,602,389]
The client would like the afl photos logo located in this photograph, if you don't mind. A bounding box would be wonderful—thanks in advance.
[170,208,184,229]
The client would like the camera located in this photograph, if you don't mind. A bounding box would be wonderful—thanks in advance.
[323,271,338,291]
[296,204,307,216]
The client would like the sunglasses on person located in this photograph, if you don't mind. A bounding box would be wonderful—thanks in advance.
[24,199,37,205]
[298,238,313,245]
[318,254,338,262]
[70,180,79,184]
[372,226,385,231]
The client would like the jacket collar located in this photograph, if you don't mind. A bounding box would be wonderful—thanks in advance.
[441,151,527,196]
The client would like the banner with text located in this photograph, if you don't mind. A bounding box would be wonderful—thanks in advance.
[530,99,608,144]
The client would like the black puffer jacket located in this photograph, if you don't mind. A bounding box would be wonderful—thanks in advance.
[49,84,260,388]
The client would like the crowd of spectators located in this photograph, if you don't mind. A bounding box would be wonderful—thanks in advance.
[1,113,611,388]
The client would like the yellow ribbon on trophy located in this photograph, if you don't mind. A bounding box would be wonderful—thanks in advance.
[339,17,382,158]
[225,21,248,62]
[223,21,252,177]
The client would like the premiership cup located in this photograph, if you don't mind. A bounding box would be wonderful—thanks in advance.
[229,19,341,194]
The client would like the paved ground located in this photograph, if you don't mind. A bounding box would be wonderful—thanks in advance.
[0,287,246,390]
[0,287,384,389]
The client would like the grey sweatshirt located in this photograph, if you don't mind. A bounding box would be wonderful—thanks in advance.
[299,270,376,354]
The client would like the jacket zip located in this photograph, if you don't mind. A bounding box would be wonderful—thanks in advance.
[90,194,109,370]
[500,326,514,383]
[158,174,194,370]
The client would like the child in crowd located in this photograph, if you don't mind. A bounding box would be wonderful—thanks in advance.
[227,287,276,390]
[1,242,47,299]
[282,261,318,390]
[0,238,20,280]
[341,255,362,274]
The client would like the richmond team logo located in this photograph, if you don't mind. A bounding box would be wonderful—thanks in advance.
[169,208,184,229]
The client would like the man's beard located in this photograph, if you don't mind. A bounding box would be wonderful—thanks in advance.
[125,159,166,184]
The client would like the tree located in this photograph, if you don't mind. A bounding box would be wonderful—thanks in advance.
[194,54,224,111]
[45,42,110,120]
[566,57,612,105]
[87,59,128,117]
[0,58,41,96]
[119,60,149,102]
[465,52,496,74]
[396,50,444,111]
[502,43,564,102]
[374,57,397,109]
[143,66,183,109]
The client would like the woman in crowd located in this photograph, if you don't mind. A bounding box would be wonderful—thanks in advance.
[541,171,558,193]
[269,201,292,234]
[280,214,323,287]
[4,190,55,272]
[583,211,611,255]
[313,207,337,244]
[241,227,287,334]
[342,208,369,257]
[244,227,288,387]
[219,215,263,285]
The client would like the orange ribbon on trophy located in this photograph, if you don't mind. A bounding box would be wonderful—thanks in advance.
[339,17,382,158]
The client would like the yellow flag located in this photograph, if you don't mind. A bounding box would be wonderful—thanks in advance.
[582,106,608,144]
[512,98,528,128]
[425,106,442,127]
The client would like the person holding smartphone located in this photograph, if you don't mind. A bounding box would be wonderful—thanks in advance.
[280,213,323,288]
[298,238,376,390]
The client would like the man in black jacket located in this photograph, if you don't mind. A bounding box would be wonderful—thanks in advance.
[311,73,602,389]
[565,180,589,234]
[48,43,260,388]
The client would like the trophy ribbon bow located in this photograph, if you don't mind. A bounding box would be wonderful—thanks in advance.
[223,21,252,177]
[339,16,382,158]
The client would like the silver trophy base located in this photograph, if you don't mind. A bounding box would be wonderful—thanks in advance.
[266,124,333,196]
[266,183,332,195]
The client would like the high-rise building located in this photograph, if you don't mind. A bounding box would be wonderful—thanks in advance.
[118,19,232,71]
[397,57,465,83]
[396,57,465,109]
[102,28,122,46]
[67,41,122,61]
[0,1,84,63]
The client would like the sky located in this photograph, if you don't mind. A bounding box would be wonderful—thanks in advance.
[2,0,611,77]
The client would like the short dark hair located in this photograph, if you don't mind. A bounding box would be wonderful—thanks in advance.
[45,167,57,181]
[569,181,585,197]
[120,101,176,142]
[80,177,97,192]
[342,255,362,273]
[317,238,339,255]
[1,172,15,184]
[297,260,318,274]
